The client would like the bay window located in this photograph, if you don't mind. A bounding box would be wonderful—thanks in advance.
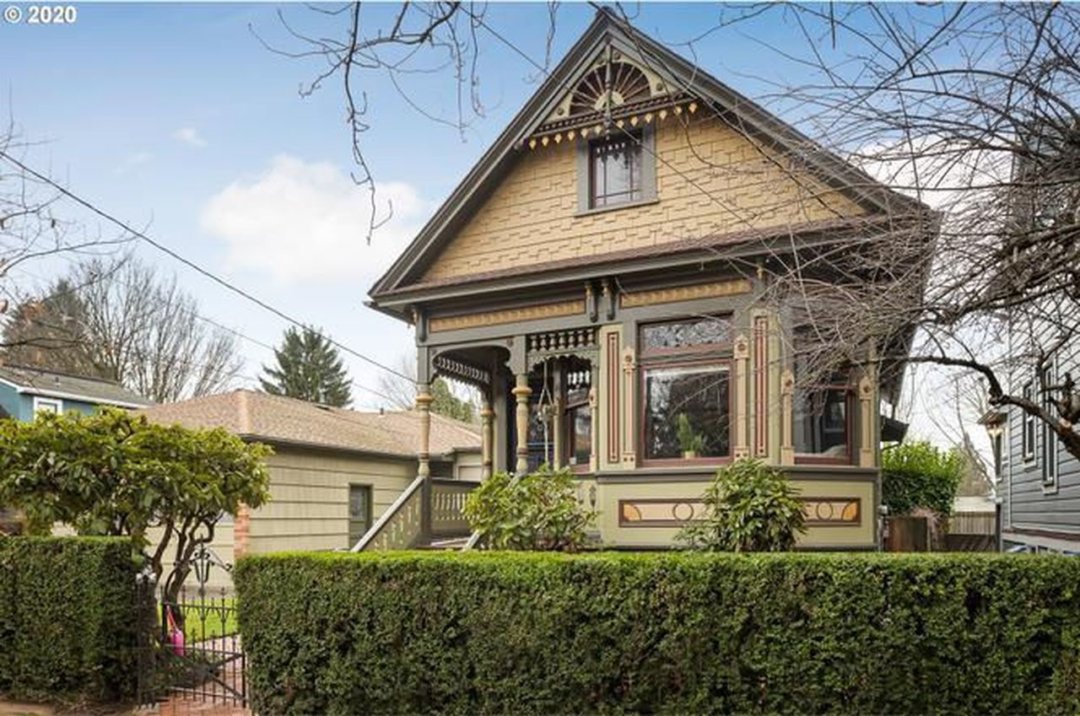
[640,316,733,462]
[793,328,853,463]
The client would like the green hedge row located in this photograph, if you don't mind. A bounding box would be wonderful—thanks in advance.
[0,537,140,702]
[237,551,1080,715]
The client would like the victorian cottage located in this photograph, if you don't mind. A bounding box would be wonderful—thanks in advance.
[360,10,933,551]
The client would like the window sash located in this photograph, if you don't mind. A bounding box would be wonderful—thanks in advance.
[641,361,732,462]
[1022,381,1036,460]
[348,485,372,547]
[793,386,853,462]
[1042,369,1058,487]
[589,135,643,208]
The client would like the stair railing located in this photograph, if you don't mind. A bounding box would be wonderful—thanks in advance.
[350,474,426,552]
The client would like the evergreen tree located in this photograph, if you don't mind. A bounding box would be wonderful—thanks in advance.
[431,377,475,423]
[260,327,352,407]
[1,279,105,378]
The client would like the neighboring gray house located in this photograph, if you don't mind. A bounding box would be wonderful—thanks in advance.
[0,364,151,420]
[999,357,1080,554]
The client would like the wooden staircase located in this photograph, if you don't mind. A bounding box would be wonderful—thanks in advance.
[351,476,479,552]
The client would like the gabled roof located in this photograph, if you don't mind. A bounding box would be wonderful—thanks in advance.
[0,364,152,408]
[138,389,481,459]
[369,8,926,303]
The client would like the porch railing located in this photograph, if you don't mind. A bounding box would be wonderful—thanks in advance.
[352,476,480,552]
[430,478,478,538]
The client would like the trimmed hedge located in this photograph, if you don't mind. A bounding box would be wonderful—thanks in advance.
[236,551,1080,715]
[0,536,141,702]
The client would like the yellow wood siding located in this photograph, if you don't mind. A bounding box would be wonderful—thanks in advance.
[424,116,864,281]
[247,449,416,554]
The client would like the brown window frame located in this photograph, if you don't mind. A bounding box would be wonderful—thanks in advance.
[564,394,593,474]
[637,314,736,467]
[793,384,855,466]
[791,325,855,466]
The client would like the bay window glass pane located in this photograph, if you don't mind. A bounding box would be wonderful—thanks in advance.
[644,364,730,459]
[794,388,849,458]
[570,407,592,466]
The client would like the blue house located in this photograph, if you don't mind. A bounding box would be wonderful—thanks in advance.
[0,364,151,420]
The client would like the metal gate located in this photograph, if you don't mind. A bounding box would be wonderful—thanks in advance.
[136,582,248,710]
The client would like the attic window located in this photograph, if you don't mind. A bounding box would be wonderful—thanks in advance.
[589,134,644,208]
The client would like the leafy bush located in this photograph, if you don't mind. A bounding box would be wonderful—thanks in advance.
[0,408,271,602]
[679,458,805,551]
[0,536,141,703]
[462,466,596,551]
[882,440,964,516]
[236,551,1080,715]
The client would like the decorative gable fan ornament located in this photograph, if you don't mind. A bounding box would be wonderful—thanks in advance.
[524,49,697,150]
[569,61,652,116]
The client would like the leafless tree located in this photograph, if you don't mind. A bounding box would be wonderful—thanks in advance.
[3,256,242,402]
[0,122,131,339]
[254,2,560,241]
[672,3,1080,461]
[377,351,479,422]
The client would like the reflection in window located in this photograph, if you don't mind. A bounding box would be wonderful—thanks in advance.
[639,315,733,462]
[794,388,849,458]
[643,364,731,460]
[792,328,852,461]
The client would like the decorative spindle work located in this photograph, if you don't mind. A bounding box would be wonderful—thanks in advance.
[433,354,491,389]
[526,328,599,364]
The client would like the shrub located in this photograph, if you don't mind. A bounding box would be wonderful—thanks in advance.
[678,458,806,551]
[0,536,142,703]
[462,466,596,551]
[236,551,1080,715]
[882,440,964,516]
[0,408,271,603]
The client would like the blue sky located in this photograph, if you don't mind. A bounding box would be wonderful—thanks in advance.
[0,2,963,445]
[2,2,804,403]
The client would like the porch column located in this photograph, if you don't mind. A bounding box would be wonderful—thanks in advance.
[589,376,599,473]
[481,395,494,479]
[416,383,433,478]
[858,372,876,468]
[512,373,532,475]
[733,334,750,459]
[552,362,564,469]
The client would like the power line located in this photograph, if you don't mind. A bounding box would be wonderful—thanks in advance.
[2,263,403,405]
[0,150,416,385]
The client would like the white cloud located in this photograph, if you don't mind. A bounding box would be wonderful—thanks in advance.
[200,155,427,284]
[115,151,153,174]
[173,127,207,148]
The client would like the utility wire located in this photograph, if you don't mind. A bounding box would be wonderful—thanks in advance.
[0,150,416,385]
[3,263,402,405]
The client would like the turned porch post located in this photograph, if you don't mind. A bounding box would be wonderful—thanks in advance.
[416,383,433,478]
[481,395,494,479]
[512,373,532,475]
